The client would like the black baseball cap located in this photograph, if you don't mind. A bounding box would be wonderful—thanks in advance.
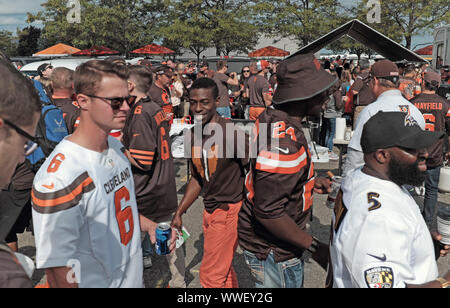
[361,111,444,153]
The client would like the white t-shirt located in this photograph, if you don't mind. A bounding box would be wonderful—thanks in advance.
[349,90,426,152]
[32,137,143,288]
[330,169,438,288]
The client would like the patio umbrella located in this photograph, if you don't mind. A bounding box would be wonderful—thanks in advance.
[72,46,120,56]
[248,46,290,58]
[132,43,175,55]
[33,43,81,57]
[414,45,433,61]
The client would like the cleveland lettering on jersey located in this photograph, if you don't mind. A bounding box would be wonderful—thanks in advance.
[104,167,131,195]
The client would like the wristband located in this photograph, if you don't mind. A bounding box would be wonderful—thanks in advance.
[436,277,450,288]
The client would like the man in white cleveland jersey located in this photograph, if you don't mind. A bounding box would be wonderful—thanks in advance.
[329,112,450,288]
[32,60,143,288]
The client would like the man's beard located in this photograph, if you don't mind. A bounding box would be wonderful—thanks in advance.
[388,156,426,187]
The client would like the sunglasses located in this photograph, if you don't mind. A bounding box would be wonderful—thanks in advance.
[3,119,40,156]
[87,95,137,110]
[243,70,250,73]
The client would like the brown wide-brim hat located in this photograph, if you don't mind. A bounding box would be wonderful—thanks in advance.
[272,53,338,105]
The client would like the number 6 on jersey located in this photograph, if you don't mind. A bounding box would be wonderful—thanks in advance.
[114,186,134,246]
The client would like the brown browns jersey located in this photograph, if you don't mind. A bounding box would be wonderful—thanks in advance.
[122,97,177,221]
[238,108,315,262]
[410,93,450,168]
[148,83,173,115]
[187,116,248,214]
[52,97,80,134]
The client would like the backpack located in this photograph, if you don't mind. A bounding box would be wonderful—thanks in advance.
[26,104,69,173]
[33,80,52,104]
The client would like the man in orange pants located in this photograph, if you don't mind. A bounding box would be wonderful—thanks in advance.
[171,77,248,288]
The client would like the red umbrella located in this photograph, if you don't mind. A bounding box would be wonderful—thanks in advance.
[73,46,120,56]
[414,45,433,55]
[248,46,290,58]
[132,43,175,55]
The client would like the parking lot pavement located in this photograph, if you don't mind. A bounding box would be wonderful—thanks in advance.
[19,158,450,288]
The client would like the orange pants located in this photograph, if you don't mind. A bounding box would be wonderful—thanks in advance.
[249,107,266,121]
[199,201,242,288]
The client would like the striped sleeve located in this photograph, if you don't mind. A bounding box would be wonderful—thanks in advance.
[252,145,310,219]
[127,112,158,171]
[32,172,88,269]
[32,172,95,214]
[256,147,307,174]
[129,149,155,167]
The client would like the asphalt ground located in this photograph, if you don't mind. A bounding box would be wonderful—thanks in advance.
[18,153,450,288]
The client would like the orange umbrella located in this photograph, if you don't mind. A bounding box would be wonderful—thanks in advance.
[248,46,290,58]
[132,43,175,55]
[33,43,81,56]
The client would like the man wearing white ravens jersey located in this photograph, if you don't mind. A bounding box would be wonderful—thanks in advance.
[342,60,426,176]
[329,112,450,288]
[32,60,143,288]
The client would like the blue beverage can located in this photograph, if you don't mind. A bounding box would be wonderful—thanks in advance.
[155,223,171,255]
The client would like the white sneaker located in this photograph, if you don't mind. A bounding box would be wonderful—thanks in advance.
[329,152,339,161]
[143,255,152,269]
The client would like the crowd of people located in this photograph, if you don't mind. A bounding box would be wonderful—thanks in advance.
[0,48,449,289]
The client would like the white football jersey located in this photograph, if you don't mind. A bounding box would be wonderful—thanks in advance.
[329,169,438,288]
[32,137,143,288]
[349,90,426,152]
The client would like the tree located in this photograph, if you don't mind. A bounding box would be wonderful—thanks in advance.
[199,0,260,56]
[16,26,42,56]
[0,30,17,57]
[27,0,169,56]
[253,0,344,47]
[161,0,213,62]
[359,0,450,49]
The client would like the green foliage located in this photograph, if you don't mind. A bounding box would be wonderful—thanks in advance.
[28,0,170,56]
[23,0,449,59]
[253,0,344,47]
[359,0,450,49]
[16,26,42,56]
[0,30,17,57]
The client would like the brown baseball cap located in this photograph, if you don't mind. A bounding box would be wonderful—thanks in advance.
[424,70,441,84]
[272,53,338,105]
[369,60,399,82]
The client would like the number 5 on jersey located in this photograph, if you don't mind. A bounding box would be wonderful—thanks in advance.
[114,186,134,246]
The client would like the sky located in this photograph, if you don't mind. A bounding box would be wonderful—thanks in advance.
[0,0,435,51]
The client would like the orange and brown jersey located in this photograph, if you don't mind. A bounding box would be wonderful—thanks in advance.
[122,97,177,221]
[148,83,173,116]
[410,93,450,168]
[187,116,249,214]
[52,97,80,134]
[238,108,315,263]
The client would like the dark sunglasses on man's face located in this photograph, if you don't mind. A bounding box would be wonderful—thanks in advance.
[2,119,40,156]
[87,95,137,110]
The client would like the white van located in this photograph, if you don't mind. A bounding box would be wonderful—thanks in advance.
[432,25,450,70]
[20,58,94,78]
